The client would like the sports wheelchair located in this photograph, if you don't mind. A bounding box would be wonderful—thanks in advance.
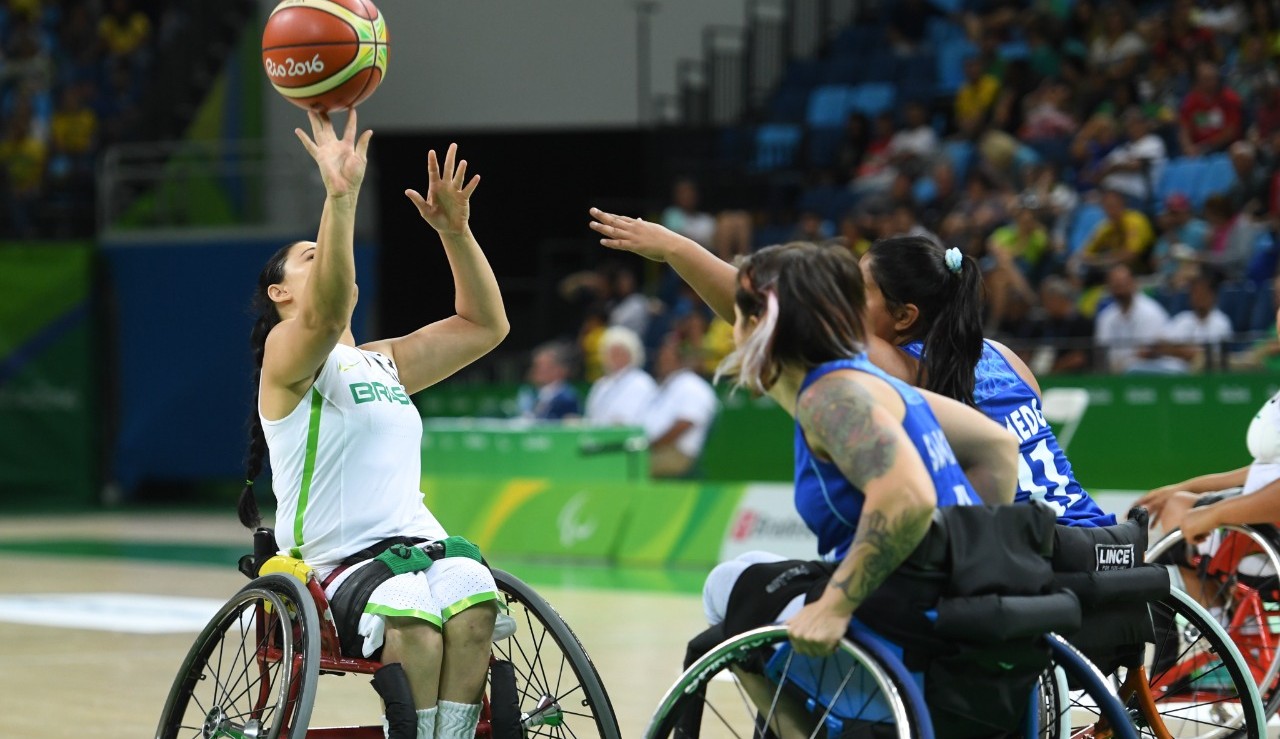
[154,530,621,739]
[645,504,1265,739]
[1148,488,1280,723]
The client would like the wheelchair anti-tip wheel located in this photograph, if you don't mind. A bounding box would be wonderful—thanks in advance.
[155,573,319,739]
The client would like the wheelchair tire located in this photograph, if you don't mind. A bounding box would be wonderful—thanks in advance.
[491,568,621,739]
[643,625,930,739]
[1137,589,1266,739]
[1149,524,1280,720]
[1041,633,1141,739]
[155,573,320,739]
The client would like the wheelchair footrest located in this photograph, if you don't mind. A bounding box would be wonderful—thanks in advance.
[933,591,1081,643]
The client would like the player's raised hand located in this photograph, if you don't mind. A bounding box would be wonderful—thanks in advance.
[406,143,480,236]
[295,109,372,199]
[589,207,690,263]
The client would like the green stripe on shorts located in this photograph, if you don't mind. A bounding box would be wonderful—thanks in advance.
[441,590,499,622]
[364,603,443,628]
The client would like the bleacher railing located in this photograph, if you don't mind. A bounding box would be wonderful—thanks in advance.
[97,139,376,241]
[667,0,861,127]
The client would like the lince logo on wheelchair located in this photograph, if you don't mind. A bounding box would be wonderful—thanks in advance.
[646,504,1268,739]
[153,530,623,739]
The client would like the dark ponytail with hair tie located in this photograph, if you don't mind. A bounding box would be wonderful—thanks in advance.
[237,242,298,529]
[868,237,985,407]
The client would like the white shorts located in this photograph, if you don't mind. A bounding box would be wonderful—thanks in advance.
[702,551,808,626]
[324,550,498,658]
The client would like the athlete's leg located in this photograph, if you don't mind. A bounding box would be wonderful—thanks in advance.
[382,616,444,708]
[428,557,499,739]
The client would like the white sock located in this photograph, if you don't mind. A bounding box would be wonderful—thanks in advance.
[416,706,438,739]
[435,700,481,739]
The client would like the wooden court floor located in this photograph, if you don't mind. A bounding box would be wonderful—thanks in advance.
[0,512,708,739]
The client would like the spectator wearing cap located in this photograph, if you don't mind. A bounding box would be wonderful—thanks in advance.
[1179,60,1244,156]
[1097,108,1168,210]
[1074,188,1157,276]
[1151,192,1211,291]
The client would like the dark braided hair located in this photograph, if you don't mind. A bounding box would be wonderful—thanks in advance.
[237,242,299,529]
[867,236,984,407]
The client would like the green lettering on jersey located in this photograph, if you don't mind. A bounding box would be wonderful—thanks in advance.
[350,382,375,404]
[349,381,412,405]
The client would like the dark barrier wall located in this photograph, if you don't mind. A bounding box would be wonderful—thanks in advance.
[371,129,720,352]
[0,242,96,505]
[101,239,377,497]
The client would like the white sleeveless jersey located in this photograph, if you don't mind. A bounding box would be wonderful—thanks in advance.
[262,343,446,570]
[1244,390,1280,495]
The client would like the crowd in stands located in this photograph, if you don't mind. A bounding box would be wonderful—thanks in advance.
[560,0,1280,381]
[0,0,159,238]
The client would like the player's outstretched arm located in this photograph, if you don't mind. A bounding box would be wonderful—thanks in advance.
[363,144,509,394]
[589,207,738,321]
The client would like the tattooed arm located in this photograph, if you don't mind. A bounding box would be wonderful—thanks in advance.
[786,373,937,657]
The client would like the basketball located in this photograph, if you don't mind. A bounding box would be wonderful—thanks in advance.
[262,0,388,113]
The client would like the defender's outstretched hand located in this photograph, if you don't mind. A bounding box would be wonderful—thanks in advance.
[589,207,692,263]
[295,109,372,199]
[406,143,480,236]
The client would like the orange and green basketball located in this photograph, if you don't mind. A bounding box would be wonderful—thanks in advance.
[262,0,388,112]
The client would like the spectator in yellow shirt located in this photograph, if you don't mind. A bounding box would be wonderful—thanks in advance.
[955,56,1001,133]
[99,0,151,59]
[1075,188,1156,274]
[51,85,97,156]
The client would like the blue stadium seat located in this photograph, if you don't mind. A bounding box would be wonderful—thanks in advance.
[821,51,861,85]
[1066,203,1107,254]
[781,59,824,91]
[1194,153,1237,206]
[753,124,803,171]
[854,51,897,84]
[800,186,859,222]
[753,224,794,250]
[1218,282,1257,333]
[1249,283,1276,332]
[926,16,963,47]
[768,87,810,123]
[936,38,977,95]
[1154,157,1204,210]
[913,176,938,204]
[943,140,974,181]
[807,85,855,127]
[928,0,963,13]
[848,83,896,117]
[806,125,846,169]
[998,40,1031,60]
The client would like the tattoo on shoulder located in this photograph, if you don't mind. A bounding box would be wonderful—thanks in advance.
[797,377,898,488]
[829,506,934,606]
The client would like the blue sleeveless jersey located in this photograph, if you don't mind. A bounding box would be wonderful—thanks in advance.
[795,356,979,561]
[901,340,1115,527]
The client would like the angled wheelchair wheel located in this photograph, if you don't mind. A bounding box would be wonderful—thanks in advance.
[490,569,620,739]
[155,574,320,739]
[644,625,931,739]
[1149,524,1280,720]
[1038,633,1141,739]
[1133,589,1266,739]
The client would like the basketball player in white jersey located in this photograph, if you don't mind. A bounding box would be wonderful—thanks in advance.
[236,110,509,739]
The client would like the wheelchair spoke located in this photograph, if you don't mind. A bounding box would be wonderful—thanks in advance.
[764,649,794,739]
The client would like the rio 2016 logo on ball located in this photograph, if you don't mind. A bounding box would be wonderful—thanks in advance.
[262,0,388,112]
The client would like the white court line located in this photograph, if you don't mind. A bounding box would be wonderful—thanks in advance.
[0,593,224,634]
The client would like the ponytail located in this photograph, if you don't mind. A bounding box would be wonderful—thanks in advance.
[868,237,985,407]
[239,242,296,529]
[918,252,984,407]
